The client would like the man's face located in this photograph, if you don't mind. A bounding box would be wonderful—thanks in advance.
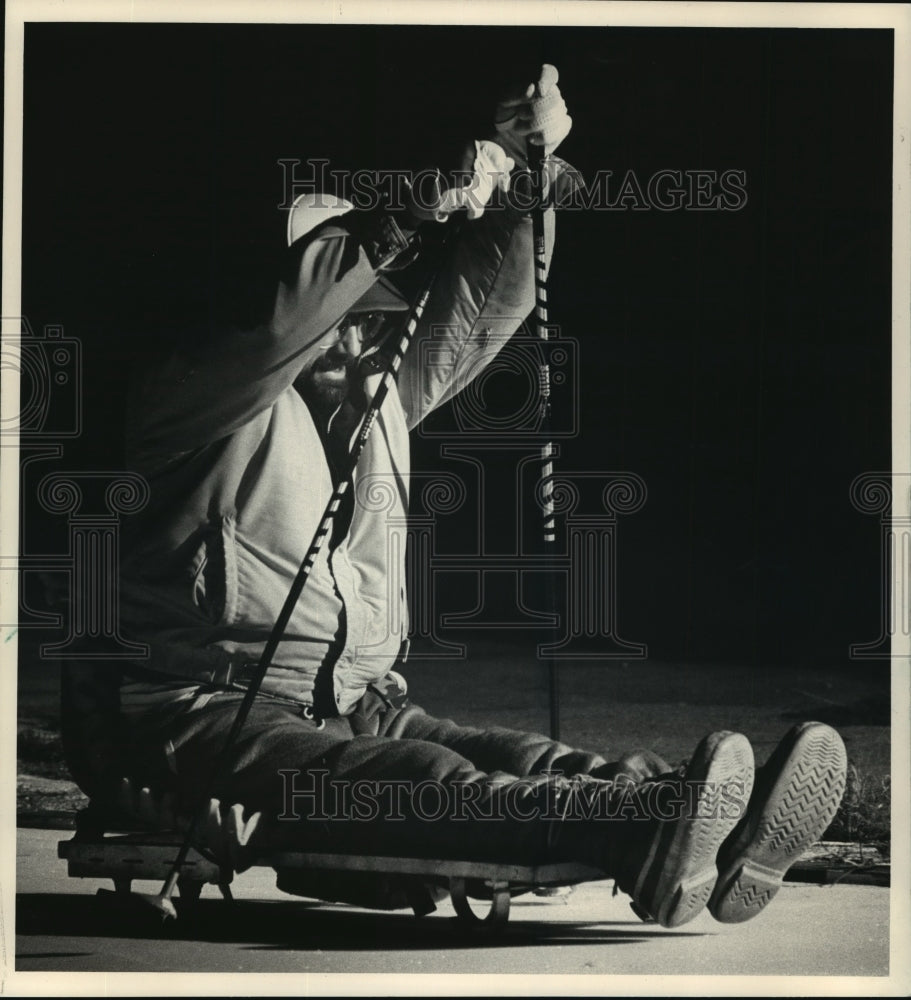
[295,311,386,416]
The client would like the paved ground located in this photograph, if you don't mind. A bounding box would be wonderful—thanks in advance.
[9,827,898,992]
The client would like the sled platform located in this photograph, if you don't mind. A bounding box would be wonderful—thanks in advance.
[58,831,606,929]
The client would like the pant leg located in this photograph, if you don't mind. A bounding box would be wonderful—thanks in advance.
[125,695,593,866]
[382,703,613,779]
[358,677,671,784]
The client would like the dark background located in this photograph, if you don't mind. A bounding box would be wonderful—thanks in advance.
[19,23,893,670]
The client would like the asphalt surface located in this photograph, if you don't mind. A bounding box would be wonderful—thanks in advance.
[8,827,898,993]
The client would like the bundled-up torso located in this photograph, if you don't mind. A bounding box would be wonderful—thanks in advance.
[118,194,553,719]
[119,381,412,717]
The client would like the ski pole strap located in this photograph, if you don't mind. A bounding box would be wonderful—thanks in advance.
[348,281,431,465]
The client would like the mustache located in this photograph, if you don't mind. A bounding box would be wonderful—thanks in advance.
[311,350,359,374]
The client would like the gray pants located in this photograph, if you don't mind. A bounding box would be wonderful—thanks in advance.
[124,680,667,871]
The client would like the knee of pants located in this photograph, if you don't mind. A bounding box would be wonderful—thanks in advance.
[376,703,428,740]
[321,734,489,786]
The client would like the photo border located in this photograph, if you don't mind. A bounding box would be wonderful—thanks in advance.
[3,2,909,995]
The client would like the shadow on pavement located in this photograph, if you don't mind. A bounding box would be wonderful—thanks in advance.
[16,893,707,951]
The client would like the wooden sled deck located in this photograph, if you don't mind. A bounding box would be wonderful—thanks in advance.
[58,825,607,928]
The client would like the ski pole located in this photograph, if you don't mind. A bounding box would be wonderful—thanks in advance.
[526,135,561,742]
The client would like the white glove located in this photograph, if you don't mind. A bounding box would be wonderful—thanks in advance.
[441,139,515,220]
[494,63,573,164]
[407,139,515,222]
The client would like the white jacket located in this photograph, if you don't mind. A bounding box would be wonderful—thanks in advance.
[120,195,554,718]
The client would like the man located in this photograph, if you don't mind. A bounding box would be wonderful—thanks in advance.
[89,65,846,929]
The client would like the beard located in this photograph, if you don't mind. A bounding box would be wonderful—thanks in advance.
[295,355,357,421]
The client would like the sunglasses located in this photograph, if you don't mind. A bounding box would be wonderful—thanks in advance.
[337,311,387,339]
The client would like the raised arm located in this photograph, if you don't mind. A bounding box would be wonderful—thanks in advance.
[396,64,573,428]
[127,64,575,463]
[396,189,554,429]
[126,207,418,466]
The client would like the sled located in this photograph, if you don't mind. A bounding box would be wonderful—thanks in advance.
[57,809,606,929]
[57,662,607,930]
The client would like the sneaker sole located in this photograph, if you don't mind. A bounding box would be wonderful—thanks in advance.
[634,731,755,929]
[709,722,848,924]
